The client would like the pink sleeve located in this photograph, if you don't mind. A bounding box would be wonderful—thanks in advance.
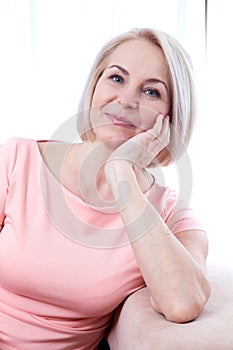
[0,138,18,230]
[164,188,205,234]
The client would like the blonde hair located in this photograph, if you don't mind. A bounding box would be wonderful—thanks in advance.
[77,28,197,166]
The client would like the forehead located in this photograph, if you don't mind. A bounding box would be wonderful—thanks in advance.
[107,39,169,79]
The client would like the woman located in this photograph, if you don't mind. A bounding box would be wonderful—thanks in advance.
[0,28,211,349]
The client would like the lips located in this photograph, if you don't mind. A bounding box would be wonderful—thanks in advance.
[105,113,135,128]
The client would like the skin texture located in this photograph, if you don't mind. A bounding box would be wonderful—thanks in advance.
[39,39,211,323]
[91,39,171,149]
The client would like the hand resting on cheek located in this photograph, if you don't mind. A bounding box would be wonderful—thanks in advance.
[105,114,170,173]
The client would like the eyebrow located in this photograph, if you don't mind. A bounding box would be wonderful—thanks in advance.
[108,64,129,75]
[108,64,168,92]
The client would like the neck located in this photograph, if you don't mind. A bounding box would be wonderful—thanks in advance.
[75,141,118,206]
[68,140,153,207]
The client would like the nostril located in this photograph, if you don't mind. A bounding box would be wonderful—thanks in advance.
[120,100,138,109]
[116,92,138,109]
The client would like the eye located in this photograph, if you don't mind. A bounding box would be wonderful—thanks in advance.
[110,74,124,84]
[143,88,161,98]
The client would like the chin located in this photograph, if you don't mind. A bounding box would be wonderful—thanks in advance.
[97,135,127,149]
[93,126,135,147]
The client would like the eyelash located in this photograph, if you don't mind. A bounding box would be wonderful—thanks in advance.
[109,74,161,98]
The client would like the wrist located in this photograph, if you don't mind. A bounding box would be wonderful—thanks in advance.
[105,159,136,195]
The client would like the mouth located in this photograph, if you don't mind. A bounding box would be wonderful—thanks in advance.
[105,113,136,129]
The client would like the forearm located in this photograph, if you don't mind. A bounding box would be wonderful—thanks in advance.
[107,161,210,322]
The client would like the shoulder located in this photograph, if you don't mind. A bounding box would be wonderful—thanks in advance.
[148,179,185,210]
[0,137,68,170]
[1,137,39,155]
[147,179,174,208]
[0,137,35,164]
[148,180,205,234]
[0,138,40,185]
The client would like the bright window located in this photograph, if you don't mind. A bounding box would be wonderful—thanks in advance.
[3,1,231,265]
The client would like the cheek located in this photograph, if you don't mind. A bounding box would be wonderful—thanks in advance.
[137,106,158,129]
[139,100,170,128]
[90,106,101,131]
[92,78,121,109]
[91,88,101,107]
[91,79,103,106]
[90,87,104,128]
[91,81,111,107]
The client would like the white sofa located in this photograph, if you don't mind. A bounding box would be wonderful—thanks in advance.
[107,262,233,349]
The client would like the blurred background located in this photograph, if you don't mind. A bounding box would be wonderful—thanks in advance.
[0,0,232,266]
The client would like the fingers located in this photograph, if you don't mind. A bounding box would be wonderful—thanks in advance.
[148,114,164,138]
[148,114,170,140]
[147,114,170,156]
[159,115,170,146]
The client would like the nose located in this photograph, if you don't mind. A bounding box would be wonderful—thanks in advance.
[116,87,138,109]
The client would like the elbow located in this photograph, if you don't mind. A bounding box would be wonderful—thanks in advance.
[165,291,211,323]
[150,278,212,323]
[164,302,204,323]
[150,297,205,323]
[161,287,212,324]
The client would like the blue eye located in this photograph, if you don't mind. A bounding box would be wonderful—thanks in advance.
[144,88,161,98]
[111,75,124,84]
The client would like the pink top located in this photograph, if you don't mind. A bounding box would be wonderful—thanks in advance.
[0,138,204,349]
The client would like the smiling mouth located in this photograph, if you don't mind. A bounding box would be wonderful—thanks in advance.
[105,113,135,128]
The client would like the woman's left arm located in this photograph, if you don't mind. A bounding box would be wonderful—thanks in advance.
[105,159,211,323]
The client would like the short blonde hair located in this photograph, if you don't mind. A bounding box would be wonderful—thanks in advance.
[77,28,197,166]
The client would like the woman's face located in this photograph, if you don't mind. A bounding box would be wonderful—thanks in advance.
[90,39,171,146]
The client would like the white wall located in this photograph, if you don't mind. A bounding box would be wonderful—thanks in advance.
[197,0,233,265]
[0,0,205,143]
[1,0,232,265]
